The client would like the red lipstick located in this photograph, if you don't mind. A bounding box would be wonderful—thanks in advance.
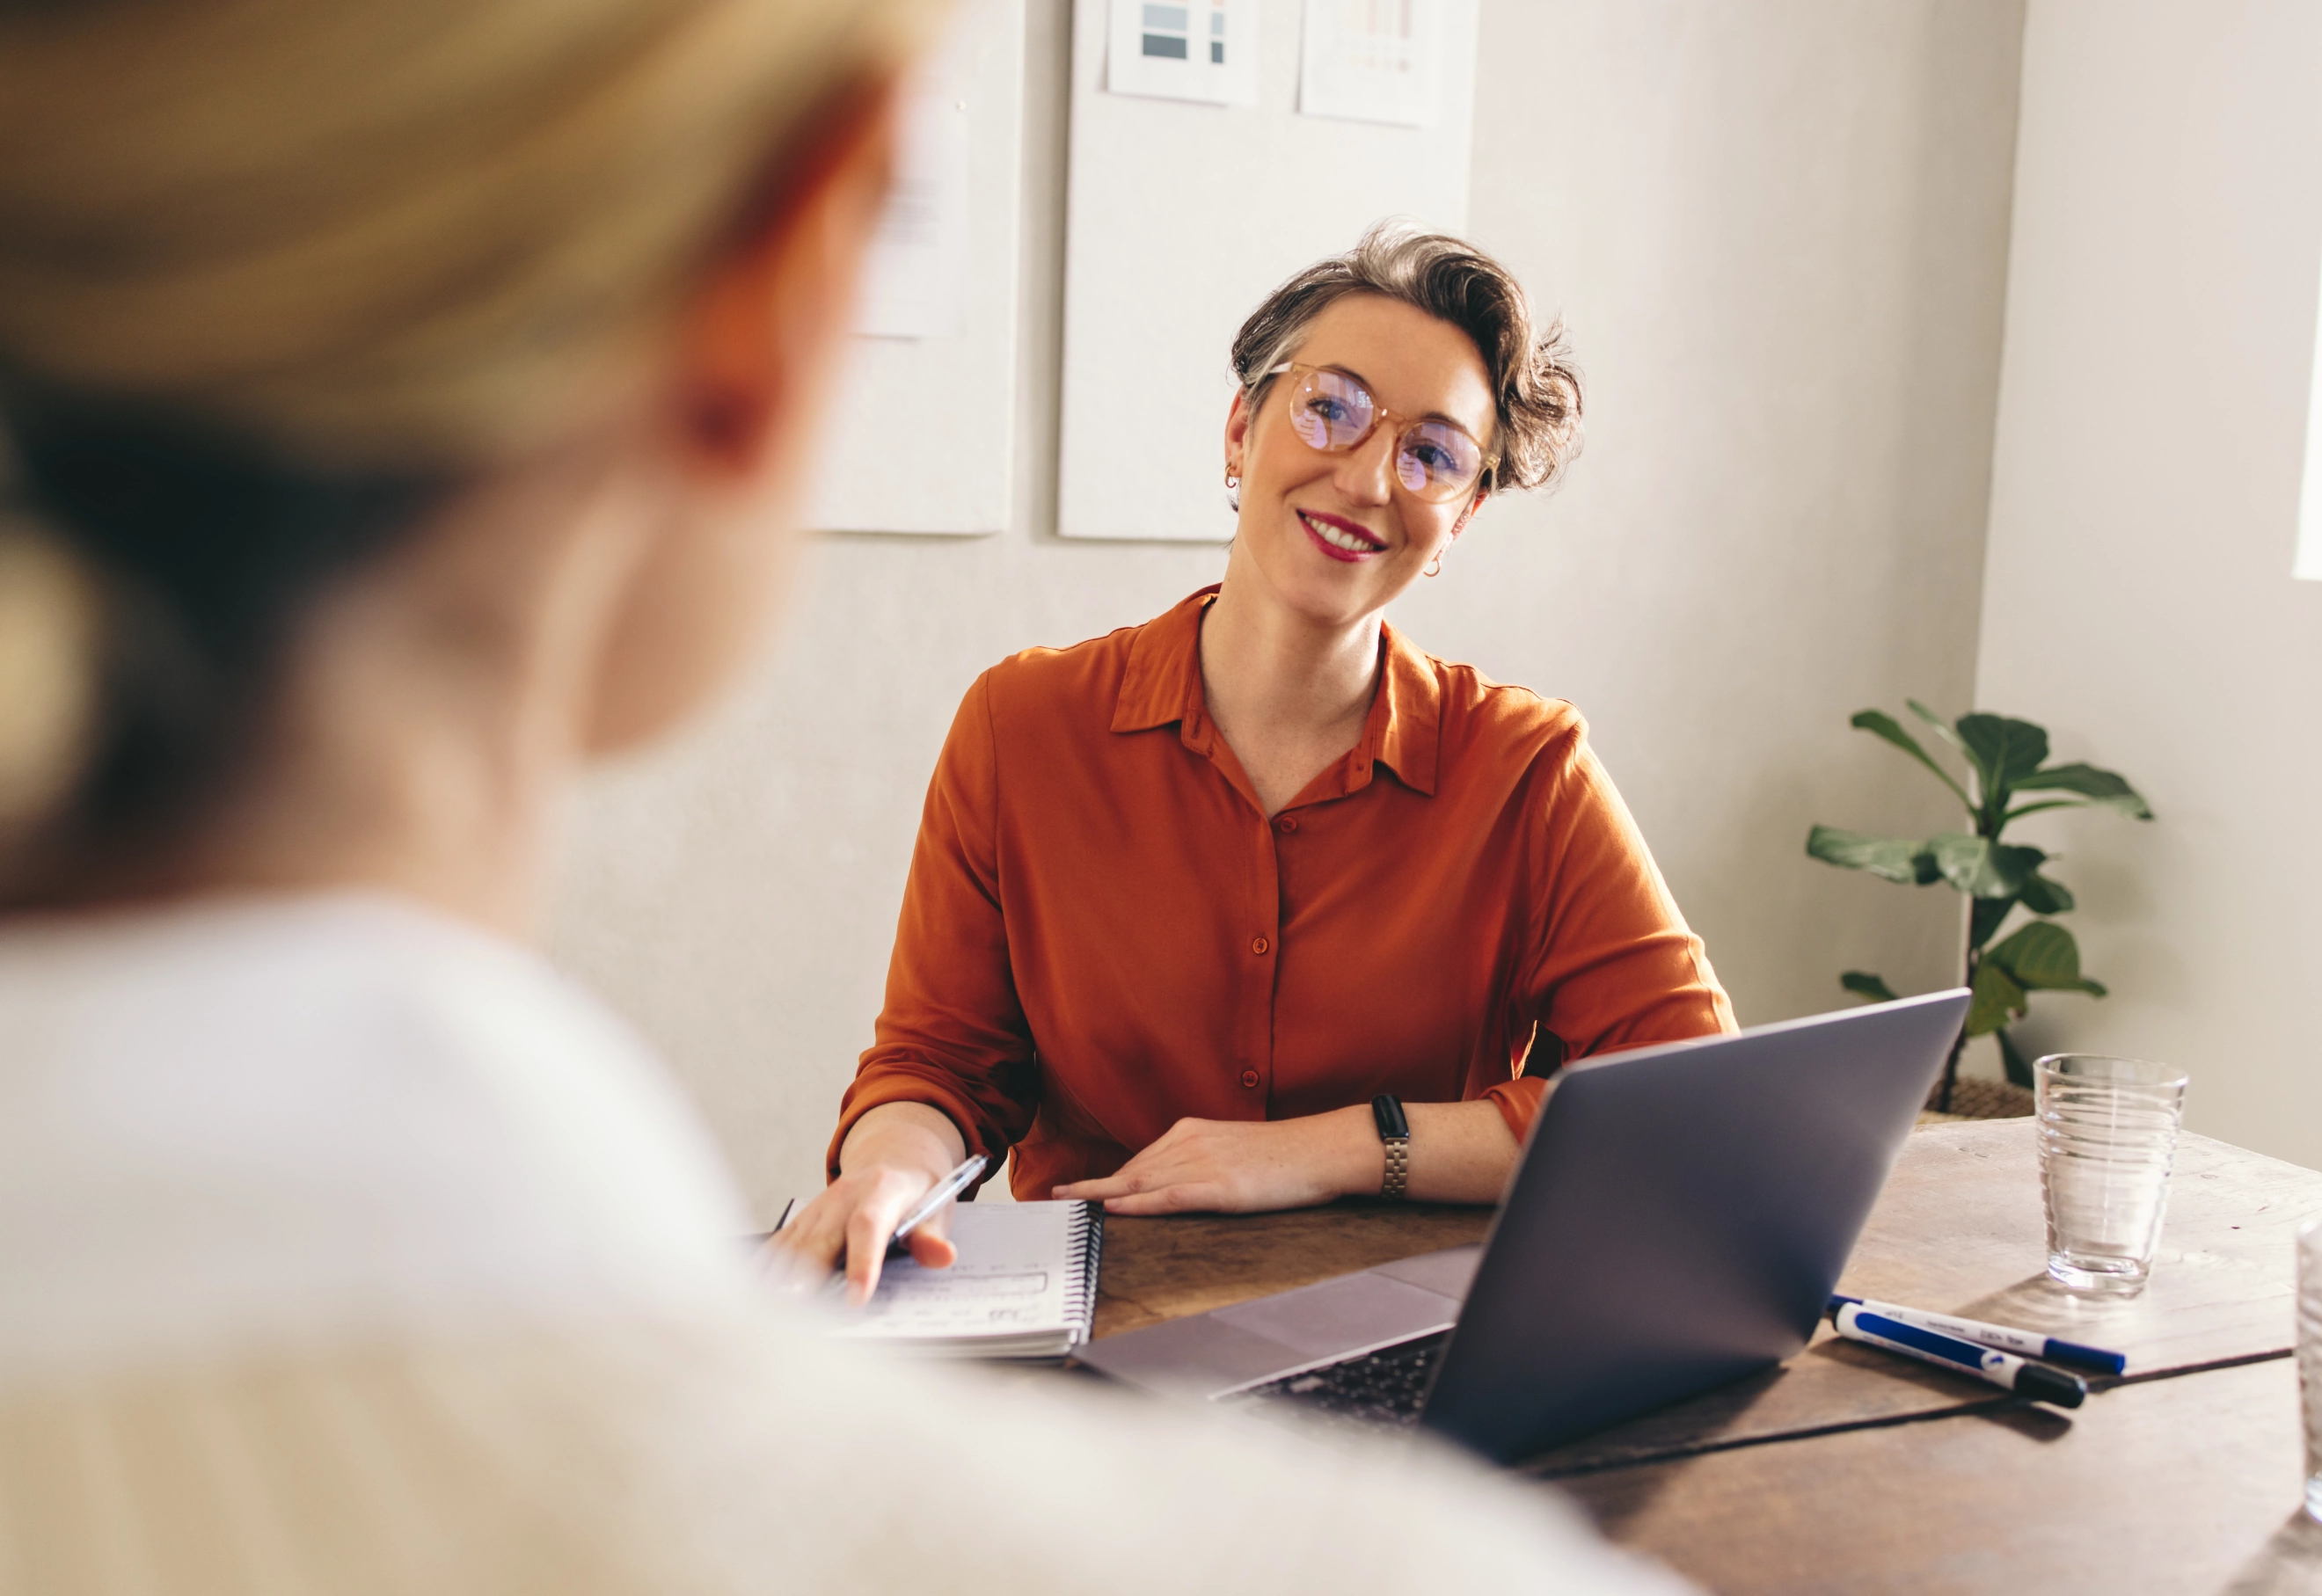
[1297,510,1386,563]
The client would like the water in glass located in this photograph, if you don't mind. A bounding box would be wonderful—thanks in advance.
[2035,1053,2187,1294]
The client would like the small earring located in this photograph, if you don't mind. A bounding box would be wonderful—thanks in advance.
[1423,550,1444,579]
[1224,472,1240,513]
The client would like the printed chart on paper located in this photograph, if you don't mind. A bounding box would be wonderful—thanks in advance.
[1299,0,1445,128]
[1108,0,1259,106]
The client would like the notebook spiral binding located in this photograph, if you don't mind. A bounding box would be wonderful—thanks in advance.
[1061,1201,1106,1347]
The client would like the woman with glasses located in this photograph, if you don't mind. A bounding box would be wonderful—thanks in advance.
[785,229,1735,1298]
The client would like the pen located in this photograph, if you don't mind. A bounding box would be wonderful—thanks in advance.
[1827,1294,2126,1376]
[886,1154,988,1257]
[1828,1301,2088,1408]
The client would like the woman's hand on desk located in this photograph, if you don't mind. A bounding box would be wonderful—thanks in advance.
[1054,1100,1522,1214]
[1054,1106,1381,1214]
[768,1102,967,1305]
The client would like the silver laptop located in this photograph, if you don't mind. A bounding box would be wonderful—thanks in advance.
[1075,990,1972,1463]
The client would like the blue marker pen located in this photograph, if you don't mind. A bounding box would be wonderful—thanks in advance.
[1827,1294,2126,1377]
[1829,1301,2088,1408]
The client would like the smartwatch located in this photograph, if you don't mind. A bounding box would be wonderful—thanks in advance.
[1372,1094,1410,1199]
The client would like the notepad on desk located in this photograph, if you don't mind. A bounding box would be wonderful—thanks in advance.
[779,1199,1105,1359]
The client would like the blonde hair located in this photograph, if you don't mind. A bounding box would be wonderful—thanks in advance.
[0,0,937,465]
[0,524,98,834]
[0,0,938,877]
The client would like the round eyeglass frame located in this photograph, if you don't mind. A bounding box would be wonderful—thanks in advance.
[1263,361,1496,502]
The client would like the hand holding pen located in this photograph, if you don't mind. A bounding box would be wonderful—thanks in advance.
[767,1104,988,1303]
[887,1155,988,1252]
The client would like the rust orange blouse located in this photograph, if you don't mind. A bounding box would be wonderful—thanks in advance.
[834,588,1734,1199]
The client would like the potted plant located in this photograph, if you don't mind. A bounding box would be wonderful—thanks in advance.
[1806,703,2152,1111]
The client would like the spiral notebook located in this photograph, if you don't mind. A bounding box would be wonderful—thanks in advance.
[778,1199,1105,1360]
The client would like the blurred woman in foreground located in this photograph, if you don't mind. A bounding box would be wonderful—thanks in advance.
[0,1,1687,1591]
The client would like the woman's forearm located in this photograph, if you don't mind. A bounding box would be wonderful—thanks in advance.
[1057,1096,1529,1214]
[1401,1099,1523,1204]
[837,1100,967,1180]
[1303,1097,1525,1204]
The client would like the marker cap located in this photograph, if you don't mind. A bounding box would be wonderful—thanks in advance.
[2013,1362,2087,1409]
[2044,1338,2127,1376]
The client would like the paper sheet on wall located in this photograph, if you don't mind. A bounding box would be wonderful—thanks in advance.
[852,31,977,336]
[804,0,1022,533]
[1106,0,1258,106]
[1299,0,1443,128]
[1057,0,1477,542]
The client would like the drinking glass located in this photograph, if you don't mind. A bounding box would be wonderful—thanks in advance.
[2035,1053,2188,1294]
[2300,1220,2322,1521]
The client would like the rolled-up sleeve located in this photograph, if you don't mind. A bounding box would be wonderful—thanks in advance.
[1478,718,1735,1143]
[829,674,1040,1186]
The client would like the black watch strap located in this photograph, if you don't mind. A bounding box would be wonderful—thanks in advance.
[1372,1094,1410,1199]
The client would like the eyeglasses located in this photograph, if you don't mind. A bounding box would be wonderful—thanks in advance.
[1265,362,1493,502]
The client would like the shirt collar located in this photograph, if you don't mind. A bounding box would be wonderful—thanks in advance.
[1112,585,1442,798]
[1111,587,1215,736]
[1370,622,1442,797]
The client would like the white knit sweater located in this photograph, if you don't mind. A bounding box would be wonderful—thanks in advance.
[0,894,1691,1594]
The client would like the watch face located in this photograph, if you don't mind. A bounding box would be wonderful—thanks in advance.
[1372,1093,1410,1141]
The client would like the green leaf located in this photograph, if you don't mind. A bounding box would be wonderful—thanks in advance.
[1984,920,2075,983]
[2016,872,2075,915]
[1841,972,1900,1002]
[1984,920,2107,995]
[1995,1027,2035,1089]
[1968,895,2015,952]
[1927,833,1985,889]
[2003,799,2092,823]
[1957,713,2050,812]
[1995,843,2048,884]
[1905,700,1968,753]
[2011,762,2154,820]
[1966,958,2026,1037]
[1850,710,1975,816]
[1927,834,2046,898]
[1807,826,1938,885]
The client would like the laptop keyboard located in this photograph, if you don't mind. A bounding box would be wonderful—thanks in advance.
[1240,1330,1450,1426]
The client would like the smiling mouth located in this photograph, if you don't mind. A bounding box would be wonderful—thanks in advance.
[1298,510,1386,558]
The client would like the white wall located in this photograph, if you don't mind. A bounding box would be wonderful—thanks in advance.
[1976,0,2322,1167]
[1415,0,2022,1050]
[551,0,2028,1225]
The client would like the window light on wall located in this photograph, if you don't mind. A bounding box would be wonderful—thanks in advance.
[2299,261,2322,578]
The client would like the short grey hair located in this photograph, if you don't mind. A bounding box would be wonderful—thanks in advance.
[1230,224,1584,493]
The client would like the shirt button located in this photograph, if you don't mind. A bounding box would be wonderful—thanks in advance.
[1251,936,1269,955]
[1276,816,1298,834]
[1240,1069,1260,1089]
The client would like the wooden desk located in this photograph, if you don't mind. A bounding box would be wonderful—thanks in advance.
[1085,1121,2322,1593]
[1574,1357,2311,1594]
[1537,1121,2322,1474]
